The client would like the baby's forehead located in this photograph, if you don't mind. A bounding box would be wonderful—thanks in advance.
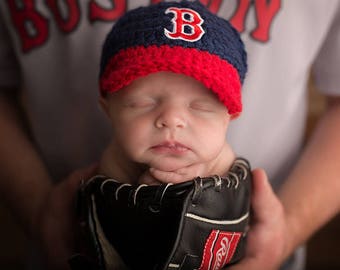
[108,71,217,99]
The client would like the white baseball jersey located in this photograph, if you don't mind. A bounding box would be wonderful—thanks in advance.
[1,1,340,268]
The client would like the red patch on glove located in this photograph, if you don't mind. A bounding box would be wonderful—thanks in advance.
[199,230,242,270]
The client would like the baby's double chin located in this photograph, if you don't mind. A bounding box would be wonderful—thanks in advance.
[149,158,189,172]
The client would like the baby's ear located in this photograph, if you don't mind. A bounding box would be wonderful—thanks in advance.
[99,97,110,117]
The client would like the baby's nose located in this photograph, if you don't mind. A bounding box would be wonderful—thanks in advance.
[155,106,187,129]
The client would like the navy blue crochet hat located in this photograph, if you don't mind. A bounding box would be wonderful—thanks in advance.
[100,0,247,115]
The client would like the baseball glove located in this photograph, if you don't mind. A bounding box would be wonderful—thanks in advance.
[69,158,252,270]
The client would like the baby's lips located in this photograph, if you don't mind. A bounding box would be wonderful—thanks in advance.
[150,141,191,155]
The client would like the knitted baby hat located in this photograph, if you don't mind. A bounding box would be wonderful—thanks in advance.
[99,0,247,115]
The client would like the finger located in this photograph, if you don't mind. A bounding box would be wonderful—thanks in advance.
[140,177,161,185]
[173,163,204,176]
[138,171,162,185]
[251,168,283,224]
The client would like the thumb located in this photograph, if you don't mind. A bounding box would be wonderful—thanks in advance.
[251,168,282,224]
[227,169,280,270]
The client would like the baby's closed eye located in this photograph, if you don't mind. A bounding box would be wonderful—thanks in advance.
[189,100,216,112]
[125,97,156,108]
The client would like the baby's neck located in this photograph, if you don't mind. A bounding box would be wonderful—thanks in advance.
[206,144,236,177]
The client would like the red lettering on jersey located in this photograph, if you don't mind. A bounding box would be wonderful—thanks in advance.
[230,0,281,42]
[46,0,80,33]
[6,0,49,53]
[89,0,126,22]
[151,0,222,14]
[251,0,281,42]
[164,7,205,42]
[229,0,251,33]
[199,0,222,14]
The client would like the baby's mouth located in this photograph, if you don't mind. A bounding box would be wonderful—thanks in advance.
[151,141,190,154]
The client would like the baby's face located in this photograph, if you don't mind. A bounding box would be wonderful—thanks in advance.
[101,72,231,172]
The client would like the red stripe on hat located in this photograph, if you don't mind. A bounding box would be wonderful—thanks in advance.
[100,45,242,115]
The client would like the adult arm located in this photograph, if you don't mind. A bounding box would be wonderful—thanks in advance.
[0,89,97,269]
[228,96,340,270]
[0,88,51,235]
[278,96,340,258]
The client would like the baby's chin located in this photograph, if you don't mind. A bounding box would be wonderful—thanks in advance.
[147,157,194,172]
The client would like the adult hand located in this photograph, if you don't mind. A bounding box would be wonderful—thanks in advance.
[228,169,290,270]
[33,164,98,270]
